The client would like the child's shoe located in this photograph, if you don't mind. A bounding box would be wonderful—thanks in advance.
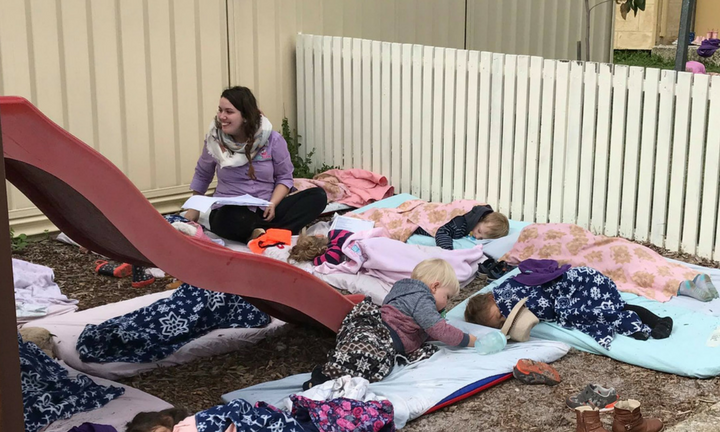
[131,266,155,288]
[302,365,331,391]
[612,399,663,432]
[95,260,132,278]
[566,384,619,412]
[512,359,561,385]
[478,259,515,280]
[575,406,610,432]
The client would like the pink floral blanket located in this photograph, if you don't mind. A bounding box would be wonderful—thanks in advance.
[501,223,700,302]
[293,169,394,207]
[347,199,484,242]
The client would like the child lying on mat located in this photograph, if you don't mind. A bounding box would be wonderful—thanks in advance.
[464,259,674,349]
[288,229,352,265]
[414,205,510,249]
[304,258,477,389]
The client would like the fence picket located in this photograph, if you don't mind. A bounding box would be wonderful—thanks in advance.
[391,43,401,188]
[323,37,334,167]
[591,63,613,234]
[651,70,677,246]
[563,61,584,225]
[431,47,445,202]
[412,45,423,198]
[352,38,362,171]
[707,77,720,259]
[500,55,517,214]
[488,53,505,209]
[666,73,692,251]
[313,36,325,168]
[476,52,493,202]
[371,41,381,174]
[420,46,433,201]
[523,56,544,222]
[362,39,372,171]
[536,59,556,224]
[464,50,480,200]
[332,37,343,169]
[605,65,629,237]
[635,68,660,241]
[296,36,306,160]
[381,42,391,178]
[342,38,352,169]
[549,60,570,223]
[619,67,645,239]
[442,49,457,203]
[511,56,530,220]
[303,37,315,163]
[682,74,710,255]
[453,49,468,201]
[577,62,598,229]
[401,44,413,194]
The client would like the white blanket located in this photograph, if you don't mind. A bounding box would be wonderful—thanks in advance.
[13,258,77,321]
[221,321,569,428]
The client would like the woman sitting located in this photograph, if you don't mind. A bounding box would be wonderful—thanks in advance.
[184,86,327,242]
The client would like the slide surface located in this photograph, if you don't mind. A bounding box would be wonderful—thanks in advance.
[1,96,361,332]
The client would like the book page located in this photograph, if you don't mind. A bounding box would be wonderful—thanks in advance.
[330,215,375,233]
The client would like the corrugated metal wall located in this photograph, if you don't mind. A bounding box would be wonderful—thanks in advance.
[0,0,229,234]
[1,0,614,235]
[467,0,614,62]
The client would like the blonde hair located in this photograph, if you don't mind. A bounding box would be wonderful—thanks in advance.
[479,212,510,239]
[464,293,500,328]
[411,258,460,296]
[288,231,327,263]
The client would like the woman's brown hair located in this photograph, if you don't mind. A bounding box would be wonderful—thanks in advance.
[221,86,262,179]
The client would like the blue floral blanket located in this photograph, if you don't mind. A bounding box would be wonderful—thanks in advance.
[76,283,270,363]
[19,336,124,432]
[195,398,305,432]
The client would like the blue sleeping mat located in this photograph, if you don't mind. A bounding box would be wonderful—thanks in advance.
[447,267,720,378]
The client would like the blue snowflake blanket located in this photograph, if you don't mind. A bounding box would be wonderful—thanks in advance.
[19,335,124,432]
[493,266,651,349]
[195,398,305,432]
[76,283,270,363]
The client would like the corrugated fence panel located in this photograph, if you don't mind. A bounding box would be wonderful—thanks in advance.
[297,33,720,259]
[1,0,228,235]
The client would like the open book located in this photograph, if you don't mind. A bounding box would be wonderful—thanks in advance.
[329,214,375,233]
[181,195,271,213]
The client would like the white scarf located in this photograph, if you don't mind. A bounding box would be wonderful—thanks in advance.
[205,115,273,168]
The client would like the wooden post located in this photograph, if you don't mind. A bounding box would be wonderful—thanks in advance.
[675,0,697,71]
[0,107,26,431]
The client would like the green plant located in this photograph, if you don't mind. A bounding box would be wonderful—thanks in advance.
[281,117,339,178]
[10,228,28,252]
[616,0,645,19]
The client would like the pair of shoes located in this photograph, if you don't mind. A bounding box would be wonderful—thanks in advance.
[302,365,331,391]
[566,384,619,412]
[131,266,155,288]
[575,399,663,432]
[478,258,515,280]
[512,359,561,386]
[95,260,132,278]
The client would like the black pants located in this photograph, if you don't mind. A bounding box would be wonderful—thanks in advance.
[623,304,662,327]
[209,187,327,242]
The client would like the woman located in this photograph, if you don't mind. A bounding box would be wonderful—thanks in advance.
[185,86,326,242]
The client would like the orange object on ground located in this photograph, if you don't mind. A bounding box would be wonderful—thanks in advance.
[1,96,362,332]
[248,228,292,254]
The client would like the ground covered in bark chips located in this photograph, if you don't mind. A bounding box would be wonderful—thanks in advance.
[14,235,720,431]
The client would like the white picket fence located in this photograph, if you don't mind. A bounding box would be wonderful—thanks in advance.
[295,34,720,260]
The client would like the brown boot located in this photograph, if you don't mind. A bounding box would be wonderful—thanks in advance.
[576,406,610,432]
[612,400,664,432]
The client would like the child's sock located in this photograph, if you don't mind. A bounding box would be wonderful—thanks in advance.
[693,274,719,301]
[678,277,717,302]
[651,317,673,339]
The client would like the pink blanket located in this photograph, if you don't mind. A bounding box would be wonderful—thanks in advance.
[348,199,484,242]
[315,228,485,285]
[294,169,394,207]
[501,223,700,302]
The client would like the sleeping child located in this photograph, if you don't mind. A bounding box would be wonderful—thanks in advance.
[288,229,352,265]
[414,204,510,250]
[464,259,674,349]
[304,258,477,389]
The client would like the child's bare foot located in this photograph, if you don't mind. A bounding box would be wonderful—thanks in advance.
[250,228,266,240]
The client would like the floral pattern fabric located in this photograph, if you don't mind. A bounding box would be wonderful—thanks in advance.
[19,335,124,432]
[501,223,700,302]
[76,283,269,363]
[291,395,396,432]
[348,200,484,242]
[493,266,651,349]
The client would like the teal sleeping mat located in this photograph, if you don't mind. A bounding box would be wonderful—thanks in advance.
[447,267,720,378]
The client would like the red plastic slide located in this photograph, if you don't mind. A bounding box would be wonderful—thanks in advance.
[1,96,361,332]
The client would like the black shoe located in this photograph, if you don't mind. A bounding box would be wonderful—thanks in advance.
[302,365,331,391]
[478,259,515,280]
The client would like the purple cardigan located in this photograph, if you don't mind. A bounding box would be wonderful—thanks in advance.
[189,130,294,201]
